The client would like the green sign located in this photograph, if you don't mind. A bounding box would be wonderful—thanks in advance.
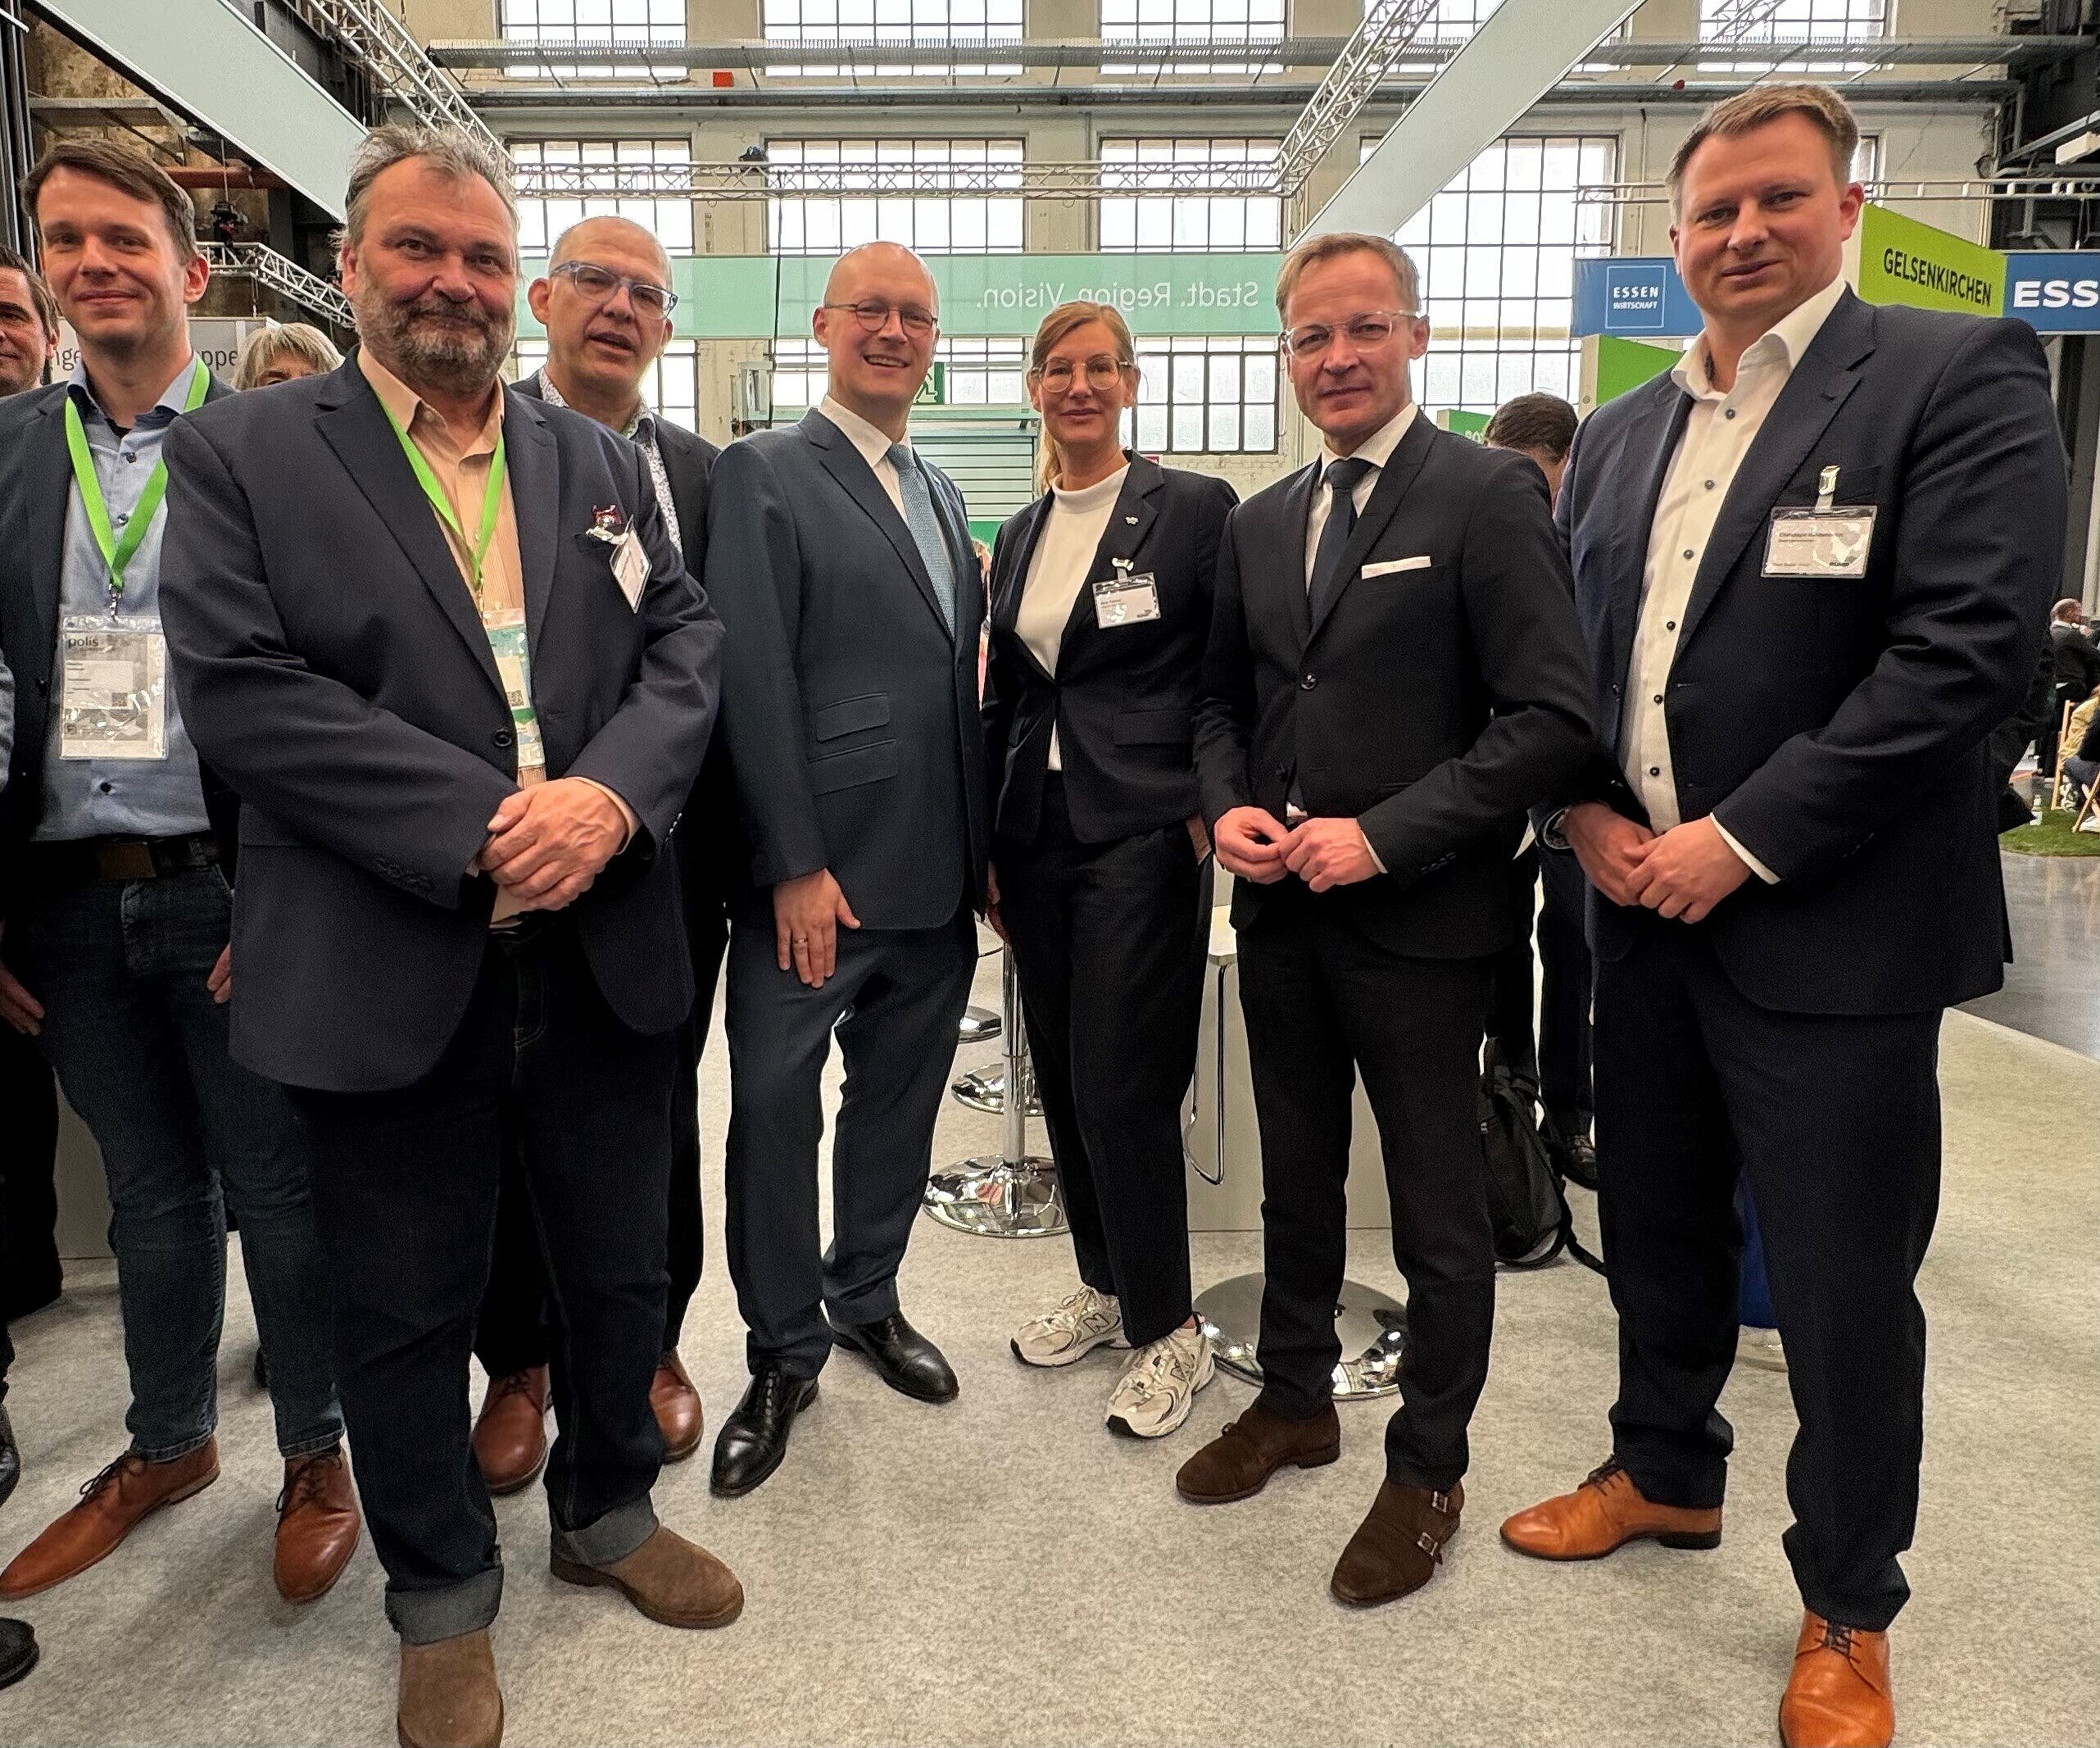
[516,252,1285,342]
[914,362,946,406]
[1593,334,1680,406]
[1439,409,1490,441]
[1854,202,2004,319]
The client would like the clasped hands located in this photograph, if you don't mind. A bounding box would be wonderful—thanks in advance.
[1561,802,1751,924]
[472,778,628,913]
[1213,806,1379,892]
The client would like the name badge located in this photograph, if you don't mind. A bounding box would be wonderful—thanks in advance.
[1763,507,1875,579]
[612,528,648,612]
[482,607,547,774]
[59,615,168,760]
[1092,561,1160,629]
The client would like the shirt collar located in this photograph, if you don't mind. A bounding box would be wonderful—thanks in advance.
[534,367,654,445]
[1318,402,1418,478]
[66,352,203,429]
[1674,274,1848,401]
[360,346,503,456]
[821,393,908,471]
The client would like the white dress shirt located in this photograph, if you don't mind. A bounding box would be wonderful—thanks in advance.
[1626,273,1847,883]
[533,370,683,556]
[1303,402,1418,588]
[821,393,910,516]
[1016,463,1129,771]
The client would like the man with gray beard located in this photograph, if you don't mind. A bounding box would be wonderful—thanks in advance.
[159,125,732,1747]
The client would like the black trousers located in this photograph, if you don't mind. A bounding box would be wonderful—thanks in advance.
[290,922,675,1643]
[995,781,1211,1347]
[1485,845,1593,1130]
[1236,887,1495,1491]
[0,1028,61,1322]
[1594,918,1942,1632]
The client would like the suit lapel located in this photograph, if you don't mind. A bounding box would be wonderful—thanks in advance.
[504,388,560,651]
[1307,415,1436,646]
[804,411,950,637]
[994,493,1055,681]
[24,391,74,685]
[1277,462,1318,649]
[1607,383,1694,692]
[1059,453,1163,664]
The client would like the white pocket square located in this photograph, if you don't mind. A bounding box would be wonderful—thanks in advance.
[1363,555,1435,577]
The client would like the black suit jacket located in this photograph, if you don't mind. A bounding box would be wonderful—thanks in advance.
[0,372,243,890]
[1558,289,2065,1015]
[158,355,722,1092]
[1195,415,1594,959]
[983,453,1237,845]
[704,408,988,930]
[2050,620,2100,696]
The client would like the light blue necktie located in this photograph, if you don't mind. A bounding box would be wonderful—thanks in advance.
[887,442,957,635]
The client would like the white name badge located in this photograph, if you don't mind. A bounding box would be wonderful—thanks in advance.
[612,528,648,612]
[482,607,547,775]
[1763,507,1876,579]
[1092,570,1160,629]
[59,615,168,760]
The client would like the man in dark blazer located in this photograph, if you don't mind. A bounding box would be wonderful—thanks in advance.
[1182,232,1593,1607]
[158,126,735,1746]
[1498,88,2066,1748]
[469,213,721,1498]
[705,241,987,1496]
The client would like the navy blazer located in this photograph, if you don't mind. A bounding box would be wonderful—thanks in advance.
[982,453,1237,845]
[1558,288,2066,1015]
[705,408,988,930]
[158,355,722,1092]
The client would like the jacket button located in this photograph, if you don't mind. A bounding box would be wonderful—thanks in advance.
[1300,673,1317,690]
[493,729,514,748]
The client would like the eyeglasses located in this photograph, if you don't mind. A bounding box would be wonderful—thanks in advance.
[1032,355,1131,393]
[823,299,939,339]
[1279,310,1421,361]
[552,260,678,319]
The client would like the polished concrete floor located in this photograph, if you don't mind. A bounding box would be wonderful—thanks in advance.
[1963,851,2100,1060]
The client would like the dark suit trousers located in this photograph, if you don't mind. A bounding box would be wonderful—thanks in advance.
[1594,916,1942,1632]
[723,903,975,1378]
[1236,887,1495,1491]
[995,780,1211,1347]
[290,922,674,1644]
[0,1028,61,1317]
[1485,846,1593,1128]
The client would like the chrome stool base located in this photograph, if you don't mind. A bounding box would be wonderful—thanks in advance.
[958,1005,1001,1046]
[950,1065,1043,1117]
[923,1156,1066,1238]
[1193,1272,1408,1400]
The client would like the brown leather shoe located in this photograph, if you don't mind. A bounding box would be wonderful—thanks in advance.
[0,1442,219,1600]
[1175,1401,1340,1505]
[397,1628,502,1748]
[551,1524,743,1629]
[651,1351,704,1462]
[274,1446,362,1604]
[471,1367,549,1496]
[1779,1613,1894,1748]
[1498,1458,1722,1560]
[1331,1479,1464,1606]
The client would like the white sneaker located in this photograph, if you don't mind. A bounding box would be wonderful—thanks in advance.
[1104,1323,1214,1440]
[1738,1324,1788,1373]
[1011,1286,1127,1368]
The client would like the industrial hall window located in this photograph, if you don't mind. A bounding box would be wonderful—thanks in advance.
[766,139,1025,255]
[1699,0,1889,70]
[1100,0,1287,76]
[511,141,696,258]
[763,0,1026,76]
[498,0,687,79]
[1100,139,1283,253]
[512,338,702,436]
[1382,133,1617,420]
[1122,336,1279,456]
[766,338,1029,411]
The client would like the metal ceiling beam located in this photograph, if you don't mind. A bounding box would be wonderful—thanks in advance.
[1277,0,1437,197]
[270,0,501,152]
[201,241,354,327]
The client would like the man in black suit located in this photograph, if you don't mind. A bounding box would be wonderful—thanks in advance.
[705,241,987,1496]
[1498,87,2066,1748]
[1181,232,1593,1606]
[2041,597,2100,780]
[159,125,736,1745]
[469,213,719,1498]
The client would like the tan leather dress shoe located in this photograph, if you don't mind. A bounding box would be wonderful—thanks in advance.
[1498,1458,1721,1560]
[651,1351,704,1461]
[1175,1401,1341,1505]
[398,1628,502,1748]
[0,1442,219,1599]
[274,1446,362,1603]
[471,1367,549,1496]
[551,1524,743,1629]
[1331,1479,1463,1607]
[1779,1612,1894,1748]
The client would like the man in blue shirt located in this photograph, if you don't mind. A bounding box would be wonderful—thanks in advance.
[0,138,357,1610]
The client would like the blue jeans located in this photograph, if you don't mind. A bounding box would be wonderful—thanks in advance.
[10,867,342,1461]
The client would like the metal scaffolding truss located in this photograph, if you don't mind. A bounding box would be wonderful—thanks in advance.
[1276,0,1437,196]
[202,242,356,328]
[512,157,1278,202]
[273,0,501,153]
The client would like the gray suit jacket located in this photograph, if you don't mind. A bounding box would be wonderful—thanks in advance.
[704,408,988,930]
[159,355,722,1092]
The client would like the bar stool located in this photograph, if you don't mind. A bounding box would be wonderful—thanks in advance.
[957,1005,1001,1045]
[1186,906,1408,1400]
[923,947,1066,1238]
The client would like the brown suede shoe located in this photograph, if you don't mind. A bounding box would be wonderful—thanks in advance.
[274,1446,362,1603]
[1331,1479,1464,1606]
[0,1442,219,1600]
[551,1524,742,1629]
[1779,1613,1894,1748]
[471,1367,549,1496]
[1498,1458,1722,1560]
[397,1628,502,1748]
[651,1351,704,1462]
[1175,1401,1341,1505]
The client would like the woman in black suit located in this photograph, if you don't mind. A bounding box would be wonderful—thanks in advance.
[983,301,1237,1440]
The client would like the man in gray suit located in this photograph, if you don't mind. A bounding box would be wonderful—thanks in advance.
[705,243,988,1496]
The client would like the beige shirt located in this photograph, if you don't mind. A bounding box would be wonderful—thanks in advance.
[1625,274,1846,884]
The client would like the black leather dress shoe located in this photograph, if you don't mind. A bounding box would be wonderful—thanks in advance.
[710,1367,819,1499]
[828,1311,959,1404]
[0,1616,36,1690]
[1544,1112,1599,1193]
[0,1406,18,1513]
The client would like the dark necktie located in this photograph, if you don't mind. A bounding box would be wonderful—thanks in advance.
[1308,456,1375,624]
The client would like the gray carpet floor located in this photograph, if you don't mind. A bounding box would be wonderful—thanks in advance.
[1,997,2093,1747]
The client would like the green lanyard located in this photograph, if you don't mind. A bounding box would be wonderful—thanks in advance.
[379,397,507,600]
[63,356,210,606]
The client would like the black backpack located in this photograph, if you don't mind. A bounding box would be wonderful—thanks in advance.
[1478,1042,1603,1274]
